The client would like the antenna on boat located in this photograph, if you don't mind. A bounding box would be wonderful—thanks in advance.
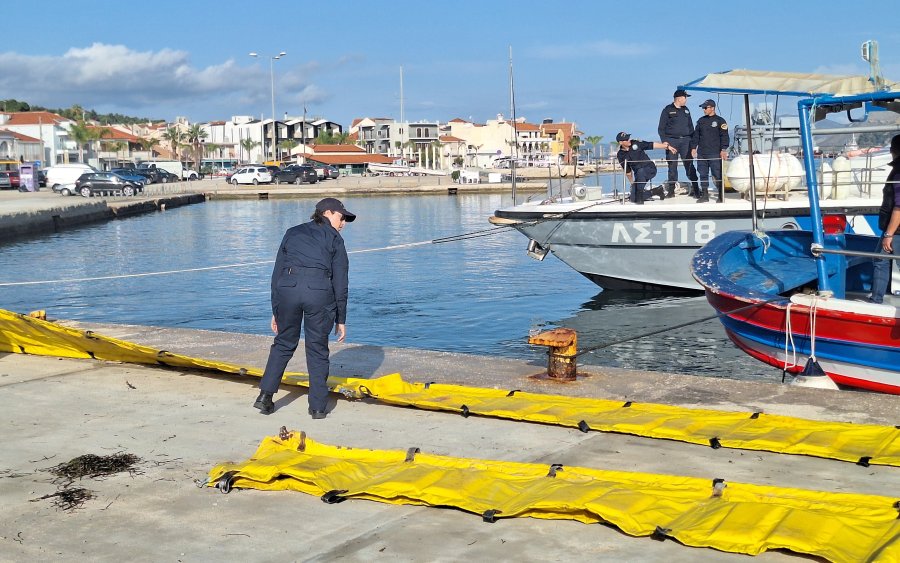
[861,40,884,91]
[509,45,518,205]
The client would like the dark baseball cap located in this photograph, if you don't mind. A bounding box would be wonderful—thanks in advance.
[315,197,356,222]
[700,99,716,108]
[615,131,631,142]
[673,89,690,98]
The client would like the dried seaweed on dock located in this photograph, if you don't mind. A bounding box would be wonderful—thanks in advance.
[30,487,95,511]
[47,453,142,482]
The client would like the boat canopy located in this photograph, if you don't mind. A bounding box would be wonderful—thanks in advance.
[681,69,900,98]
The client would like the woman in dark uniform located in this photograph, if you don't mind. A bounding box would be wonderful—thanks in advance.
[253,197,355,419]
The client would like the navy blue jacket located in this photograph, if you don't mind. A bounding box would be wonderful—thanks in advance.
[658,103,695,142]
[617,140,656,173]
[692,114,730,156]
[271,220,349,324]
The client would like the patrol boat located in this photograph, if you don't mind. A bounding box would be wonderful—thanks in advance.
[490,68,895,291]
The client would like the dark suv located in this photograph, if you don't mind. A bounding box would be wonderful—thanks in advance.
[75,172,144,197]
[274,165,318,185]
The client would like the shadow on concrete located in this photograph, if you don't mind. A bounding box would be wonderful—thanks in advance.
[330,345,385,379]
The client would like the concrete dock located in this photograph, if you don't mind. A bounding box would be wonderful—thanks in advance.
[1,320,898,562]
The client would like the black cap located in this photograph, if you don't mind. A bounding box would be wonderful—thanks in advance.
[673,89,690,98]
[700,99,716,108]
[615,131,631,142]
[315,197,356,222]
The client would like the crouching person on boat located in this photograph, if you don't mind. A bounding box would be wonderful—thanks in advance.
[615,131,677,204]
[870,135,900,303]
[254,198,355,418]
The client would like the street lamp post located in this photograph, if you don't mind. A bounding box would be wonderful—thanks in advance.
[249,51,286,163]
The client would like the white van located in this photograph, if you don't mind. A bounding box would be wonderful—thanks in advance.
[45,164,96,189]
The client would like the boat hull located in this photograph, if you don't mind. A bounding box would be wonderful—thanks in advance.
[692,229,900,394]
[495,199,880,290]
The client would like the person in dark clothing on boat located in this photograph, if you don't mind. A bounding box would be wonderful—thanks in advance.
[869,135,900,304]
[615,131,675,204]
[658,89,700,198]
[691,99,730,203]
[254,197,355,418]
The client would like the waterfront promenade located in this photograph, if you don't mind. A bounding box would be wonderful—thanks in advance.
[1,320,897,561]
[0,176,548,240]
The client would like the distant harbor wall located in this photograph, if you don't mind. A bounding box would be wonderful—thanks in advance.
[0,194,206,240]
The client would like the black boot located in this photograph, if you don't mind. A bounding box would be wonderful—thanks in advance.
[308,408,327,420]
[253,391,275,415]
[652,185,665,200]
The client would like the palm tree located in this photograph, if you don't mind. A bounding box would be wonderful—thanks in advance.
[278,139,296,161]
[333,132,351,145]
[67,121,94,164]
[430,140,443,169]
[394,141,402,159]
[162,127,184,157]
[240,138,260,163]
[584,135,603,162]
[184,124,207,168]
[568,136,581,177]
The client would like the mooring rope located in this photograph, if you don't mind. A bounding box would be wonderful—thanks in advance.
[574,295,787,358]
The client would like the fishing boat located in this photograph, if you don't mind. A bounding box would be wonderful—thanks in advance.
[691,43,900,394]
[490,69,894,291]
[367,158,412,176]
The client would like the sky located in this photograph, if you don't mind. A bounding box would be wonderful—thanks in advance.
[2,0,899,143]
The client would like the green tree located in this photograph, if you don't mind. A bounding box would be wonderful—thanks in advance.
[568,135,581,171]
[163,127,184,155]
[278,139,296,161]
[584,135,603,161]
[240,138,260,163]
[185,124,208,167]
[67,120,94,164]
[139,137,160,155]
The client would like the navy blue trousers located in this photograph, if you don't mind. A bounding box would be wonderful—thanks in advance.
[631,166,656,203]
[665,138,698,193]
[259,276,336,411]
[697,155,722,198]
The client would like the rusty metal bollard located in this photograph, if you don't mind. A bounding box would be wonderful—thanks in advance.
[528,328,577,380]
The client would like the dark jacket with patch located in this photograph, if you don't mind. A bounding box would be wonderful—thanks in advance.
[658,103,694,141]
[271,220,349,323]
[617,140,656,173]
[691,115,730,156]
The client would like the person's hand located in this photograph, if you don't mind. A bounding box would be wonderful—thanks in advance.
[883,235,894,253]
[334,323,346,342]
[668,144,677,154]
[270,315,278,334]
[720,150,728,160]
[691,148,697,158]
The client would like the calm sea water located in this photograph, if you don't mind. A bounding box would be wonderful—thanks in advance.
[0,193,781,382]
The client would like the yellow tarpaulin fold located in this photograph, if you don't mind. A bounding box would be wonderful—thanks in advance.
[208,431,900,562]
[1,308,898,467]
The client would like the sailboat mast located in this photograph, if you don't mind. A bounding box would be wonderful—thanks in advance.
[509,46,517,204]
[400,65,405,159]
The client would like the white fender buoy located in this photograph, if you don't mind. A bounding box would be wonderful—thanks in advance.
[818,161,833,200]
[831,156,851,200]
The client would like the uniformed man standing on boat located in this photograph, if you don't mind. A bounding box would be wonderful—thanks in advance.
[254,197,355,419]
[615,131,675,204]
[658,89,699,198]
[691,99,730,203]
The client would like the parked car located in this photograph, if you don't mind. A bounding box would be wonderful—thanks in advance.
[74,172,144,197]
[131,168,161,184]
[6,170,20,189]
[309,162,339,179]
[229,166,272,185]
[45,164,96,189]
[111,168,148,186]
[273,165,318,185]
[265,165,281,176]
[0,172,11,190]
[52,183,78,196]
